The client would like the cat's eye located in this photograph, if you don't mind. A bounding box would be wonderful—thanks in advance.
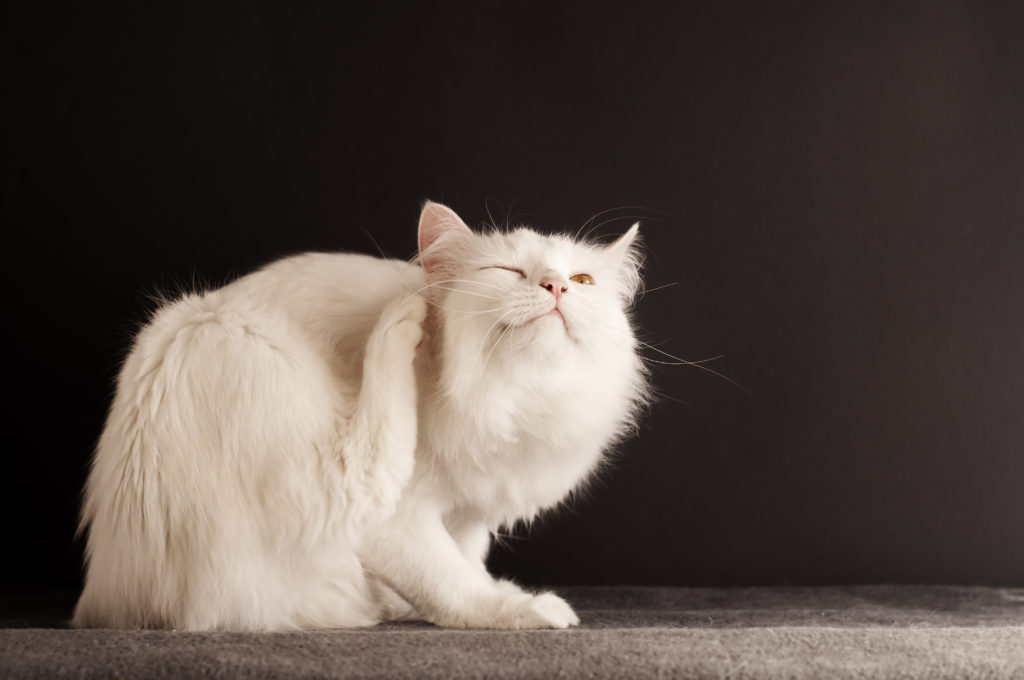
[482,265,527,278]
[569,273,594,285]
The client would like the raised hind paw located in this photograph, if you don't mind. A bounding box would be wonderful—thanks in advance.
[378,294,428,358]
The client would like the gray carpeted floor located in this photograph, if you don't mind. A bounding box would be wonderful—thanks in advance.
[2,586,1023,679]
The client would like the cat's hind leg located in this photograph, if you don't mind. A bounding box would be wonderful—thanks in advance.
[334,293,427,527]
[76,293,381,630]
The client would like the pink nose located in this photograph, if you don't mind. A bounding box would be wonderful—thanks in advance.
[539,276,568,300]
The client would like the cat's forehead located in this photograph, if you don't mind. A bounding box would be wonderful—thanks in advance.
[474,228,599,269]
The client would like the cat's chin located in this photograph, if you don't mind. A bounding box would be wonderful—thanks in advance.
[511,311,577,349]
[540,309,574,340]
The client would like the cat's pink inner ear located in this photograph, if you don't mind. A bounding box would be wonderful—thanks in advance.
[605,222,640,262]
[418,201,473,274]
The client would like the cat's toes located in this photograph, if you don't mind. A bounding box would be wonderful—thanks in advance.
[527,592,580,628]
[495,592,579,630]
[382,294,428,351]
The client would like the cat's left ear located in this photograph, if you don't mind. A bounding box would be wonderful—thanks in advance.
[605,223,643,298]
[605,222,640,263]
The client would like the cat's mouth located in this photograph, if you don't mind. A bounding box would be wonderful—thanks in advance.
[499,306,576,343]
[533,307,576,341]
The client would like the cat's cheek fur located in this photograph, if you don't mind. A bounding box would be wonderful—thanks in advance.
[74,203,647,631]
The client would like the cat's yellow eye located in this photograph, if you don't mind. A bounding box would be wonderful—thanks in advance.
[569,273,594,285]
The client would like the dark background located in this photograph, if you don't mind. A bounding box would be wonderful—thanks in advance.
[3,2,1023,593]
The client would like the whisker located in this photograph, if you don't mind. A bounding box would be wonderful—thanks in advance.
[482,315,516,366]
[418,278,509,294]
[647,389,691,406]
[578,310,756,400]
[357,225,390,259]
[480,307,515,345]
[403,279,507,304]
[574,206,670,241]
[642,354,725,366]
[425,286,503,302]
[484,197,500,231]
[581,214,646,242]
[639,282,679,298]
[636,340,758,400]
[426,302,504,317]
[482,197,522,232]
[582,312,721,364]
[577,323,690,406]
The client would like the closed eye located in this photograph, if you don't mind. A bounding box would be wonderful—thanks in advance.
[481,265,527,278]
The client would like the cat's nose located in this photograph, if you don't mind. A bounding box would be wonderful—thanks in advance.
[539,276,568,300]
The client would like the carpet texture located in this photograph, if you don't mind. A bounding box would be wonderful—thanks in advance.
[2,586,1023,679]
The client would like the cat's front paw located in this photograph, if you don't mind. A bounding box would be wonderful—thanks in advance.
[380,294,428,356]
[490,591,580,630]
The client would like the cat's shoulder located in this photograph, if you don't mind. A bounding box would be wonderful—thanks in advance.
[221,250,425,306]
[259,250,417,275]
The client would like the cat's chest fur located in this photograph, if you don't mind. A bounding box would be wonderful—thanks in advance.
[418,352,634,526]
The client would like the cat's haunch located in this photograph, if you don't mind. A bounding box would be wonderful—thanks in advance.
[74,201,648,630]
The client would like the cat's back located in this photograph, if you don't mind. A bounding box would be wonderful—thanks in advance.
[216,251,423,331]
[149,251,425,371]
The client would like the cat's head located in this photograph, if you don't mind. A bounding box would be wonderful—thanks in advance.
[416,201,642,373]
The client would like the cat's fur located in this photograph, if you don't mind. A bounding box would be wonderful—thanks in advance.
[74,202,647,630]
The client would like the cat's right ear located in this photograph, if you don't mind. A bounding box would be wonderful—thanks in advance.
[418,201,473,279]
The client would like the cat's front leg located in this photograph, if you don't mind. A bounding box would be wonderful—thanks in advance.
[447,514,492,569]
[363,502,579,629]
[337,293,427,526]
[447,516,527,596]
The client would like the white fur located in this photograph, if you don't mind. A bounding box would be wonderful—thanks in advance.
[74,202,647,631]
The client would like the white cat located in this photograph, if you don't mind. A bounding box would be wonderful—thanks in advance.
[74,201,647,631]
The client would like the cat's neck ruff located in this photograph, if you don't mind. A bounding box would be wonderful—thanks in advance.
[416,310,640,526]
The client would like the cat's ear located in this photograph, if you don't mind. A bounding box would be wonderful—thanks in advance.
[605,222,643,298]
[418,201,473,277]
[605,222,640,263]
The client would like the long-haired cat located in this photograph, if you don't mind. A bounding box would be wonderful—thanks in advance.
[74,201,647,630]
